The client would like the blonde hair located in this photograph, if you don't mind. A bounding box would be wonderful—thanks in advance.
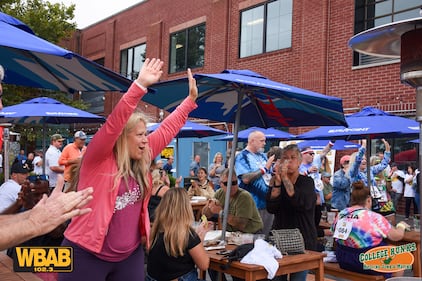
[113,111,151,198]
[150,188,194,257]
[213,152,223,163]
[151,168,164,187]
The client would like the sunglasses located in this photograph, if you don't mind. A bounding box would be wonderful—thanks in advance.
[221,181,238,186]
[27,175,49,182]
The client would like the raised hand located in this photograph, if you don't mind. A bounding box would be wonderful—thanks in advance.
[136,58,164,88]
[187,68,198,102]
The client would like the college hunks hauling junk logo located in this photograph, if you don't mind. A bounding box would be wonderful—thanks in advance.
[359,243,416,273]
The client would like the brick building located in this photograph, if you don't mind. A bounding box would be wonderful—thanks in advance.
[63,0,420,162]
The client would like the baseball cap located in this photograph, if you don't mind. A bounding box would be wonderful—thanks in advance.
[74,131,87,140]
[11,162,30,174]
[340,155,351,165]
[51,133,65,141]
[322,172,331,178]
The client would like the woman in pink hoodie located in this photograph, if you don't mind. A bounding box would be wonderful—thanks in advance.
[59,58,198,281]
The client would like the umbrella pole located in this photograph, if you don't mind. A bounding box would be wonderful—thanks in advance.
[416,87,422,256]
[221,92,243,243]
[366,136,371,188]
[42,122,46,174]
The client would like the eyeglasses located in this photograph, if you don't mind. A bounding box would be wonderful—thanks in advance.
[221,181,238,186]
[27,175,49,182]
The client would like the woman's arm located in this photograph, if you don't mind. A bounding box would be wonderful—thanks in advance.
[189,243,209,271]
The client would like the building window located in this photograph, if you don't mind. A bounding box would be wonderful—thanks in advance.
[240,0,292,58]
[353,0,420,66]
[169,23,206,74]
[120,44,146,80]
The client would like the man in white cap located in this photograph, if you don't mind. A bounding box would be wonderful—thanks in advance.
[45,133,65,190]
[59,131,87,191]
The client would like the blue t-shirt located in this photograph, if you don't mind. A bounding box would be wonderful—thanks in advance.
[235,149,270,209]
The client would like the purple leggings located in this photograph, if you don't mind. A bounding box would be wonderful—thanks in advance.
[58,239,144,281]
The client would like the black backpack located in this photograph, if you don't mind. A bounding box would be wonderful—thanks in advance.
[220,243,254,270]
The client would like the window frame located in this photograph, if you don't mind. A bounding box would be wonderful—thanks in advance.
[120,43,146,80]
[239,0,293,58]
[168,23,206,74]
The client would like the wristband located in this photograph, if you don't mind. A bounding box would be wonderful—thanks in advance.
[260,168,265,175]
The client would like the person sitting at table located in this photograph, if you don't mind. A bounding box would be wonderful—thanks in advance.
[202,168,263,234]
[146,188,210,281]
[148,168,170,222]
[331,180,408,278]
[188,167,215,199]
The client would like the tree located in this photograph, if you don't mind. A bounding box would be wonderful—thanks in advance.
[1,0,90,149]
[1,0,77,43]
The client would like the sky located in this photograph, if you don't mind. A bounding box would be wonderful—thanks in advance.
[49,0,144,29]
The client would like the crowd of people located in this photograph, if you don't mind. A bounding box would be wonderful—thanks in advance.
[0,59,420,281]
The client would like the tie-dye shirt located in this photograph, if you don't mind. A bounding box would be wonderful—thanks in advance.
[331,206,392,248]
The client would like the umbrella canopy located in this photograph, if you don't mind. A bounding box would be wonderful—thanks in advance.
[0,97,105,178]
[0,97,105,124]
[143,69,347,242]
[147,120,227,138]
[145,69,347,128]
[215,126,294,141]
[0,12,131,93]
[296,140,360,151]
[297,107,419,140]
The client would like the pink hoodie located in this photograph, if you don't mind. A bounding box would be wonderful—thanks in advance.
[64,82,197,253]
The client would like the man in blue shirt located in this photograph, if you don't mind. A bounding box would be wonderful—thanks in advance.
[235,130,275,237]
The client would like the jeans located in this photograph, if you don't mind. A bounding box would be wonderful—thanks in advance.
[146,269,203,281]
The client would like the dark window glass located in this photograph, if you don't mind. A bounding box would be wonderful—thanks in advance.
[240,0,292,58]
[169,23,206,74]
[120,44,146,80]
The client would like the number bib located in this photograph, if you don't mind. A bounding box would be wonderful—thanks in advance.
[333,218,353,240]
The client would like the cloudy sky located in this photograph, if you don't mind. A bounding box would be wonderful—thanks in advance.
[50,0,144,28]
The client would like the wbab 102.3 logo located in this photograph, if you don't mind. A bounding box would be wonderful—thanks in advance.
[360,243,416,273]
[13,247,73,273]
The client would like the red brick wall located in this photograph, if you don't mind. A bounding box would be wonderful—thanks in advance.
[66,0,416,125]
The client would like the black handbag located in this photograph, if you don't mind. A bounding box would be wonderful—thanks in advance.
[268,228,305,255]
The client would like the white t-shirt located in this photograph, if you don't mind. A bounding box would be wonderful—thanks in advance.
[32,155,43,175]
[45,145,63,188]
[391,170,405,194]
[404,173,416,197]
[0,179,21,212]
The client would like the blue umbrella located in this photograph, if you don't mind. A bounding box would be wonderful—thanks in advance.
[145,69,347,128]
[0,12,131,93]
[0,97,105,176]
[297,107,419,140]
[147,120,228,177]
[143,69,347,242]
[215,126,294,141]
[147,120,227,138]
[296,140,360,151]
[297,106,419,189]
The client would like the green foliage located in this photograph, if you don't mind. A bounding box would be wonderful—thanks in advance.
[1,1,89,147]
[1,0,77,43]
